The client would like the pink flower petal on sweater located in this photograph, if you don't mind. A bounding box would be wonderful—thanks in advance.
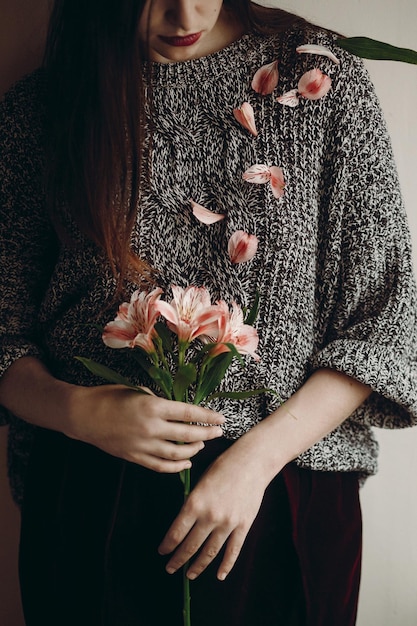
[251,60,279,95]
[276,89,300,107]
[298,68,332,100]
[296,44,340,65]
[228,230,259,264]
[233,102,258,137]
[269,166,286,199]
[190,199,225,224]
[242,163,271,184]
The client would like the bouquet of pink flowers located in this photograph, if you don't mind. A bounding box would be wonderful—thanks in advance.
[77,284,275,626]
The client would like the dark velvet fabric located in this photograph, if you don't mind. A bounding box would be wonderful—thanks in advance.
[19,429,361,626]
[282,463,362,626]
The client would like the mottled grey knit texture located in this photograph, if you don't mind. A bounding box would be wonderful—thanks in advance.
[1,26,417,505]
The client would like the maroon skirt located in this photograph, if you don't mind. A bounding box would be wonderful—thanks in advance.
[19,431,362,626]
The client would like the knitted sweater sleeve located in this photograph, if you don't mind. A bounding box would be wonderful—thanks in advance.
[0,73,57,425]
[310,49,417,428]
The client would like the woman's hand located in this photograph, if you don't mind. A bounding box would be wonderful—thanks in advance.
[67,384,225,473]
[158,433,272,581]
[0,357,224,474]
[158,368,371,580]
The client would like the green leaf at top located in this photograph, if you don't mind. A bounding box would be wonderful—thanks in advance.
[75,357,150,392]
[173,363,197,402]
[337,37,417,64]
[193,352,234,405]
[244,292,260,326]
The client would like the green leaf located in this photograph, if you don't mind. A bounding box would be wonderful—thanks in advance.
[208,388,283,401]
[337,37,417,64]
[193,352,234,405]
[75,357,149,392]
[244,292,260,326]
[154,321,174,352]
[148,365,173,398]
[190,342,217,363]
[221,343,245,367]
[130,349,153,374]
[173,363,197,402]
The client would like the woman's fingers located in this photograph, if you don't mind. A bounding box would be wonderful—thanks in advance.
[216,528,248,581]
[134,453,193,474]
[73,385,225,471]
[163,399,225,426]
[186,529,232,580]
[160,519,248,581]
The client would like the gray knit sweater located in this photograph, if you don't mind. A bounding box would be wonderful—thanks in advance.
[1,26,417,505]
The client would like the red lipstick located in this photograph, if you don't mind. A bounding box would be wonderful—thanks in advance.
[159,32,202,47]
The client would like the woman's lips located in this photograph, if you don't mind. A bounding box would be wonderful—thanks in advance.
[159,32,202,47]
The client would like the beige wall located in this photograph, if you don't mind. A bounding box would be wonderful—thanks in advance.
[272,1,417,624]
[1,1,417,625]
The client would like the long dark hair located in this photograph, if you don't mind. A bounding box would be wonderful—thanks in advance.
[43,1,309,291]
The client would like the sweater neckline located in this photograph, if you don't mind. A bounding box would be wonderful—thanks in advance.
[148,32,273,88]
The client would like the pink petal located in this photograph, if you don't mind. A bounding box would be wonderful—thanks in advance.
[209,300,260,361]
[232,324,260,361]
[154,299,179,326]
[276,89,300,107]
[269,166,286,199]
[228,230,259,264]
[190,199,225,224]
[298,68,332,100]
[242,163,271,184]
[251,60,279,95]
[102,320,137,349]
[296,44,340,65]
[233,102,258,137]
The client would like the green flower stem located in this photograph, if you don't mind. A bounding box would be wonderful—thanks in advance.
[154,338,170,372]
[183,466,191,626]
[178,340,191,368]
[193,355,211,404]
[183,567,191,626]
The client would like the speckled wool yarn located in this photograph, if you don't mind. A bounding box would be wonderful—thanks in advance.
[1,26,417,505]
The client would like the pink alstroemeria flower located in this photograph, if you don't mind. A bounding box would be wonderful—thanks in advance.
[190,199,226,224]
[156,285,221,344]
[233,102,258,137]
[242,163,285,199]
[277,68,332,107]
[251,60,279,95]
[228,230,259,264]
[209,300,260,361]
[102,287,163,353]
[296,44,340,65]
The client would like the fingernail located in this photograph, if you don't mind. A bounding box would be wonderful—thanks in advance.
[187,571,197,580]
[218,572,227,581]
[166,566,176,575]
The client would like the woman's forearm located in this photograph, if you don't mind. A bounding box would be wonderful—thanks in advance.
[0,356,78,435]
[232,368,372,483]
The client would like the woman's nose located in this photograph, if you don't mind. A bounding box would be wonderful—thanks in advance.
[165,0,199,32]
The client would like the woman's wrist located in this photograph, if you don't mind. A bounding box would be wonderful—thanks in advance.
[230,368,371,485]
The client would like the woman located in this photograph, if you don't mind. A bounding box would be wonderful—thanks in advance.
[0,1,416,624]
